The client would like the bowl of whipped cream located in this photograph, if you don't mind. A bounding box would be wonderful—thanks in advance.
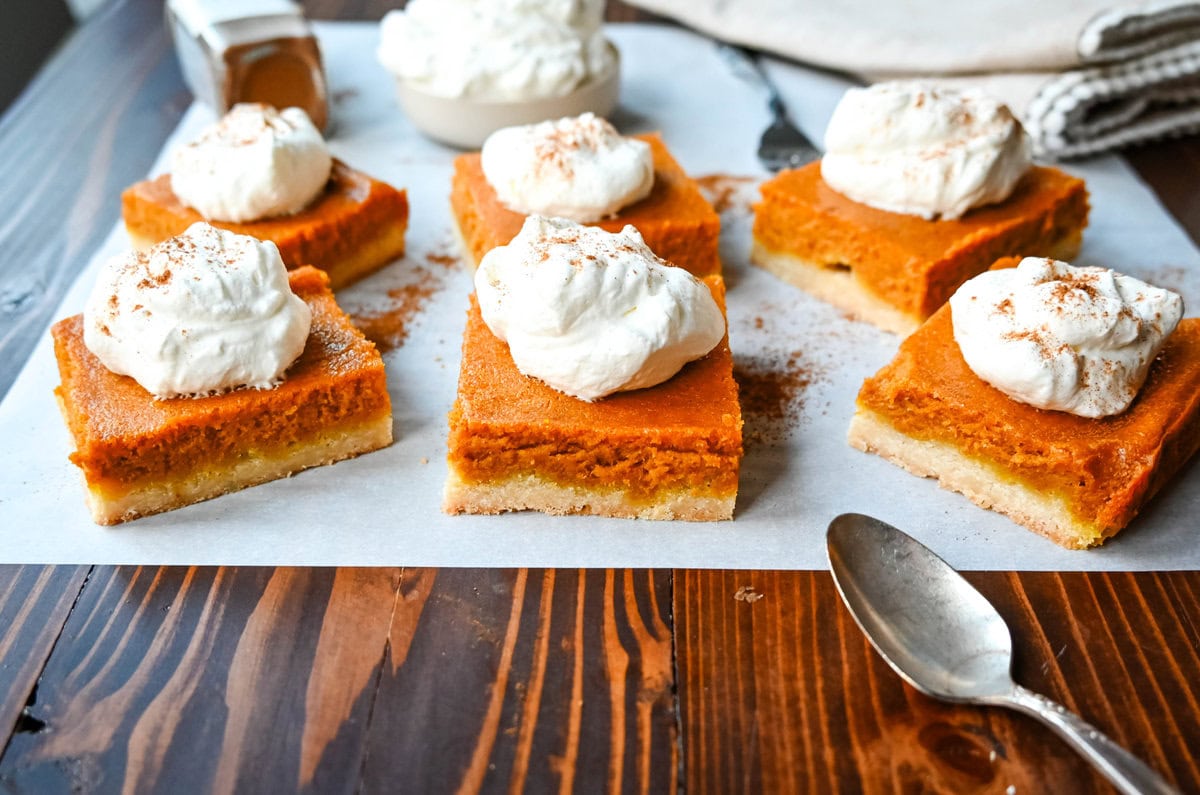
[377,0,620,149]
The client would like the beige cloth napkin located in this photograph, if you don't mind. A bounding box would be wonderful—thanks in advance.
[626,0,1200,158]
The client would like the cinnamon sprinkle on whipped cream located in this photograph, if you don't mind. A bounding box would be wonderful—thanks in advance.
[950,257,1183,417]
[822,82,1031,220]
[170,103,331,223]
[481,113,653,223]
[84,223,311,399]
[475,216,723,401]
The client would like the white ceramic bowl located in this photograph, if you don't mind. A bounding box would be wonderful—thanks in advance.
[393,43,620,149]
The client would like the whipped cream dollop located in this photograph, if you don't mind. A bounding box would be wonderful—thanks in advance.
[481,113,653,222]
[377,0,615,101]
[822,82,1032,220]
[475,216,724,401]
[170,103,332,223]
[84,223,312,399]
[950,257,1183,417]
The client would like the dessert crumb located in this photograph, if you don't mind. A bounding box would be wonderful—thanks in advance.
[420,457,429,465]
[734,585,764,603]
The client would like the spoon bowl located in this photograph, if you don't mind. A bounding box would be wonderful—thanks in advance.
[826,512,1014,702]
[827,513,1178,795]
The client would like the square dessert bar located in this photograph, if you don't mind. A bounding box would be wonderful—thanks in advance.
[122,160,409,290]
[445,277,742,520]
[53,266,393,525]
[751,162,1089,334]
[848,304,1200,548]
[451,133,722,276]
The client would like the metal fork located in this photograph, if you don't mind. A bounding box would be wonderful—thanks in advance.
[718,44,822,171]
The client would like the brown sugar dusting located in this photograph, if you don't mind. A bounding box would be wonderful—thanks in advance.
[734,348,821,447]
[696,174,757,214]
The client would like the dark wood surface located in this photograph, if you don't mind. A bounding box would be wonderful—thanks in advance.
[1,0,1199,792]
[0,0,72,115]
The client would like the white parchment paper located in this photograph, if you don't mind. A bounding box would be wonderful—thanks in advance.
[1,23,1198,569]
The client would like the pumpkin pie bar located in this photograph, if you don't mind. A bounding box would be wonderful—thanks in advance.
[122,160,409,290]
[751,162,1089,334]
[53,266,393,525]
[451,134,721,276]
[848,302,1200,548]
[444,276,742,520]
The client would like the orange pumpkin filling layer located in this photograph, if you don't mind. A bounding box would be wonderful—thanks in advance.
[451,134,721,276]
[753,163,1089,318]
[122,159,409,289]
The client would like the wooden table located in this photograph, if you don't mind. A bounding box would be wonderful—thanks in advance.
[2,1,1198,792]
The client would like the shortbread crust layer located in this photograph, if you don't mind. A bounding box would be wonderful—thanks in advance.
[75,413,392,525]
[443,470,737,522]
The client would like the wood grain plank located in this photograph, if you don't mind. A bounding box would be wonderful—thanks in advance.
[358,568,676,795]
[976,572,1200,792]
[675,570,1200,794]
[0,566,90,749]
[0,0,72,114]
[0,566,399,794]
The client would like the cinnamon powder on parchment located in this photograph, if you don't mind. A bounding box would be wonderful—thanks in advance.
[733,315,828,447]
[350,277,436,352]
[696,174,758,215]
[348,243,461,353]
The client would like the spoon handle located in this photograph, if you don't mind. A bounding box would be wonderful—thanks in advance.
[1005,684,1178,795]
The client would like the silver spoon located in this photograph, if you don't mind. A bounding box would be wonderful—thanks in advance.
[826,513,1178,795]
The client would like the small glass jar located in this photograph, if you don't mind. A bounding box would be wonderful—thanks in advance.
[166,0,329,131]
